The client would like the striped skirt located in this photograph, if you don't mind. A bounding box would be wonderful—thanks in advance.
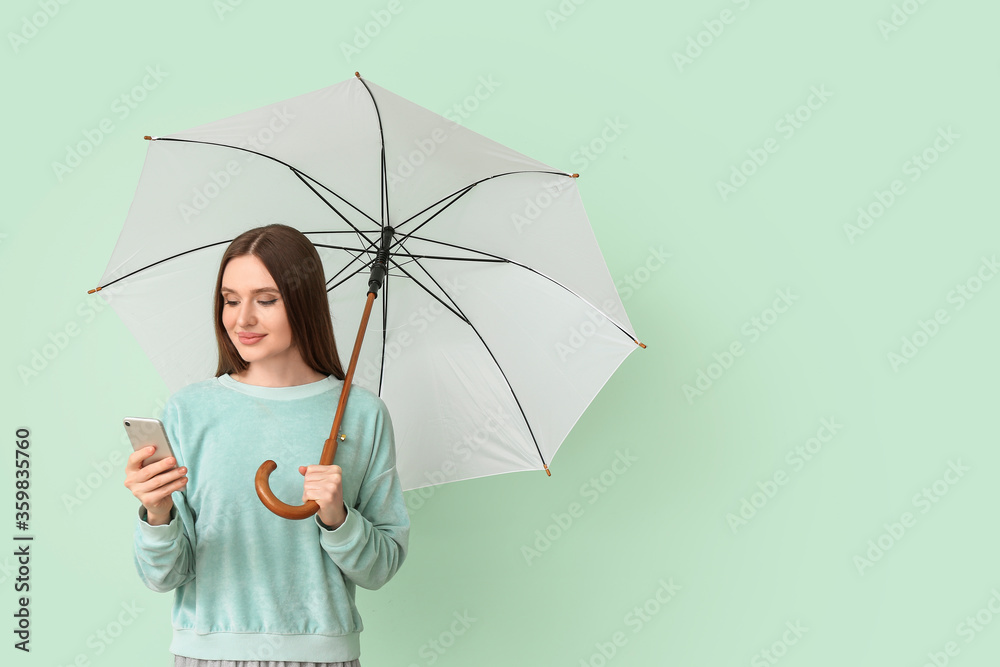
[174,656,360,667]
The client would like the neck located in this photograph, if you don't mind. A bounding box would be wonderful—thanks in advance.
[231,361,327,387]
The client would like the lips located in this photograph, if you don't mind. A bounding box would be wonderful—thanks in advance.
[237,333,266,344]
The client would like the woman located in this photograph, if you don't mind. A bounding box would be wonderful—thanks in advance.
[124,224,410,667]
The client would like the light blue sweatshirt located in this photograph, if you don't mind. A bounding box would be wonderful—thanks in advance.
[132,373,409,663]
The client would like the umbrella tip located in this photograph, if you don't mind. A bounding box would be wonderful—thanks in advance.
[544,464,551,477]
[571,173,579,178]
[144,135,152,140]
[636,340,647,349]
[88,287,101,294]
[355,71,361,78]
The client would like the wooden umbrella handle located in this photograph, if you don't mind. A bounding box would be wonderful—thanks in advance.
[255,290,378,519]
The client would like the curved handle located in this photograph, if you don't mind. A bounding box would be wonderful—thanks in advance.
[255,460,321,520]
[254,436,340,520]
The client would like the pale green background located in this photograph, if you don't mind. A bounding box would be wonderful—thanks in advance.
[2,1,998,665]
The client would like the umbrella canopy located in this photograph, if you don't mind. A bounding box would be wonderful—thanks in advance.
[94,74,644,492]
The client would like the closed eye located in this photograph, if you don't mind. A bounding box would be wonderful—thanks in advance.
[224,299,278,306]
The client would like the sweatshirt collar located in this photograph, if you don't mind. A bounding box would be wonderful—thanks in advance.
[217,373,340,400]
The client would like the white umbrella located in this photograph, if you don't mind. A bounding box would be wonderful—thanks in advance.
[92,73,644,515]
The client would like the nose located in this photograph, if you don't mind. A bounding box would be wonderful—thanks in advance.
[235,301,256,327]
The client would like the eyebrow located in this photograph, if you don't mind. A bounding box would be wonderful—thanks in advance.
[220,286,280,295]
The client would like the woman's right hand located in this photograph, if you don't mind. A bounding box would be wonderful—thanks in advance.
[124,446,188,524]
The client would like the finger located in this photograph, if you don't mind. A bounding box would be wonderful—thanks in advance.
[126,446,155,469]
[309,464,342,474]
[137,457,177,483]
[133,465,187,496]
[142,477,187,505]
[145,477,187,504]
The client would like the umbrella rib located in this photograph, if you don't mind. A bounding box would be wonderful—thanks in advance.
[356,76,390,228]
[150,137,380,226]
[394,169,574,233]
[322,235,381,292]
[311,243,379,254]
[96,238,233,290]
[401,234,641,345]
[326,262,373,293]
[390,253,503,265]
[290,170,378,252]
[386,255,468,325]
[388,249,549,471]
[392,184,475,249]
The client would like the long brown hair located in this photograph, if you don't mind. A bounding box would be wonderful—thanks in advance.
[212,224,346,381]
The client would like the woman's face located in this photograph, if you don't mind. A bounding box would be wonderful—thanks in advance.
[220,255,297,367]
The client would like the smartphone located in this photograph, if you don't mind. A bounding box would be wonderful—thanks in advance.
[124,417,176,468]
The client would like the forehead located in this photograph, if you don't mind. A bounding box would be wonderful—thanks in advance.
[220,255,278,293]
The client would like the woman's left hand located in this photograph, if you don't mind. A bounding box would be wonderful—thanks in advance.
[299,464,348,529]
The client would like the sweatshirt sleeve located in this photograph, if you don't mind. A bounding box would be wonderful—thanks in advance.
[132,398,197,593]
[315,396,409,591]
